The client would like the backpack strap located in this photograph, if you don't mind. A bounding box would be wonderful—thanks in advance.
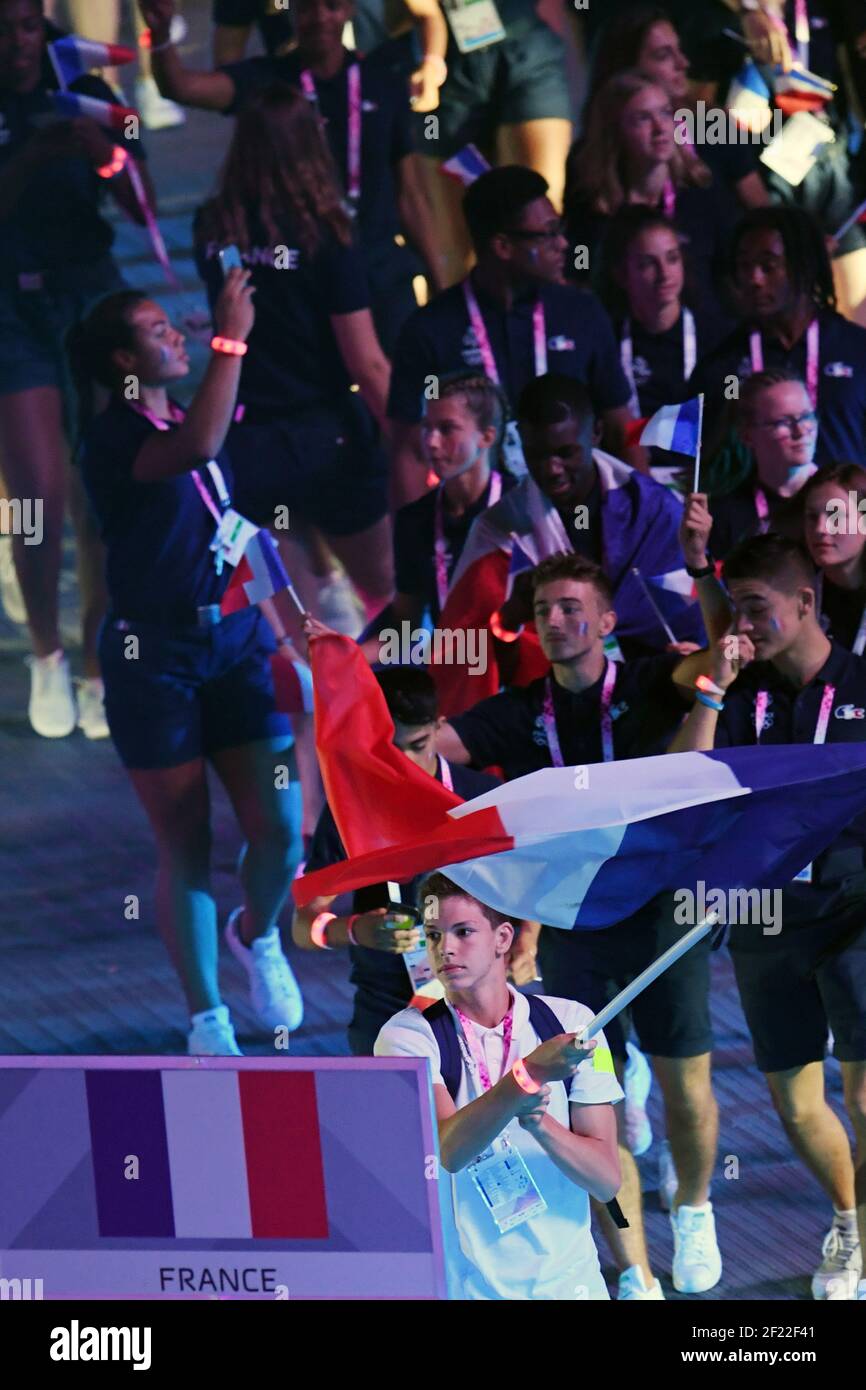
[421,997,462,1103]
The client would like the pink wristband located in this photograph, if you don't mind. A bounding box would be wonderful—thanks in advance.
[511,1058,541,1095]
[310,911,336,950]
[211,335,248,357]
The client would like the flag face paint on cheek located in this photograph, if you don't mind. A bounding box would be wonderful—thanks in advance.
[769,616,782,633]
[576,621,589,636]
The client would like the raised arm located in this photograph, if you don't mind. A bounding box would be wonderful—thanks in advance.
[132,268,254,482]
[139,0,236,111]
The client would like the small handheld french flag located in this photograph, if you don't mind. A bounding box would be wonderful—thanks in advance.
[50,90,137,133]
[640,396,702,457]
[728,60,773,133]
[49,36,136,87]
[441,144,491,187]
[221,530,291,616]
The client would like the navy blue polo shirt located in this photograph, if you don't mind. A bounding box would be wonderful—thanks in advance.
[689,308,866,469]
[221,48,415,250]
[820,581,866,653]
[450,654,685,781]
[708,476,803,561]
[79,400,233,623]
[394,471,516,621]
[194,208,369,417]
[714,639,866,907]
[388,275,631,424]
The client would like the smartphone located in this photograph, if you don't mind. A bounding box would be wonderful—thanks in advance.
[218,244,243,277]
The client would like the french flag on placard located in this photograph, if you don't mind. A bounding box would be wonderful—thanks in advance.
[441,143,492,187]
[49,36,136,86]
[220,530,291,616]
[640,397,702,457]
[51,90,137,133]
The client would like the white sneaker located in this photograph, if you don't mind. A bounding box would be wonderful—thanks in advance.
[671,1201,723,1293]
[0,534,26,624]
[187,1004,242,1056]
[27,649,76,737]
[618,1265,665,1300]
[316,571,365,637]
[225,908,304,1032]
[624,1042,653,1157]
[135,76,186,130]
[658,1139,679,1211]
[76,677,110,740]
[811,1217,862,1300]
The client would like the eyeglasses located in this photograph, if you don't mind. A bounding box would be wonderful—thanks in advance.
[752,410,818,437]
[507,221,566,243]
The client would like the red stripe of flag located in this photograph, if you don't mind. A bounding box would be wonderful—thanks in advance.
[238,1071,329,1238]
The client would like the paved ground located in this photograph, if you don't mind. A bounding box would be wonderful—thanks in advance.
[0,2,856,1301]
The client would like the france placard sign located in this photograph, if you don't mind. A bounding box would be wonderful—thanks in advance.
[0,1056,448,1300]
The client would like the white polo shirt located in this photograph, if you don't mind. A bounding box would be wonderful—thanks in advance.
[375,989,623,1301]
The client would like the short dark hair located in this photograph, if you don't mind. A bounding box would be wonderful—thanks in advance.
[375,666,438,727]
[727,206,836,312]
[462,165,549,254]
[723,533,817,594]
[738,368,810,423]
[416,872,511,931]
[799,461,866,510]
[516,372,595,430]
[435,370,506,443]
[531,552,614,610]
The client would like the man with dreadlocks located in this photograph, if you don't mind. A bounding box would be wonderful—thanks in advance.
[688,206,866,471]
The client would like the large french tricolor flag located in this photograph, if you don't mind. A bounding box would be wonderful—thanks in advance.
[49,35,136,86]
[85,1068,328,1238]
[295,740,866,931]
[221,530,291,616]
[50,90,137,133]
[640,397,702,456]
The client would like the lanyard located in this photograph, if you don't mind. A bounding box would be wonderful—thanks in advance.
[754,485,771,533]
[438,754,453,791]
[662,177,676,218]
[620,307,696,419]
[749,318,819,407]
[300,62,362,204]
[852,603,866,657]
[454,1005,514,1093]
[543,659,617,768]
[462,281,547,388]
[433,471,502,610]
[754,680,835,744]
[128,401,230,522]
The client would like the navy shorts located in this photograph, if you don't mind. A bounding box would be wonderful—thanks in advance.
[537,893,713,1061]
[0,258,124,409]
[99,607,291,770]
[425,19,571,159]
[226,401,389,536]
[730,911,866,1073]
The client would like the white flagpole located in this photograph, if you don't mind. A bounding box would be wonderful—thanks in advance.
[578,913,718,1043]
[692,393,705,495]
[631,566,677,645]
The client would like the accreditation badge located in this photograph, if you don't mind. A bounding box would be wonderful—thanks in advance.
[210,509,258,570]
[470,1142,548,1233]
[445,0,507,54]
